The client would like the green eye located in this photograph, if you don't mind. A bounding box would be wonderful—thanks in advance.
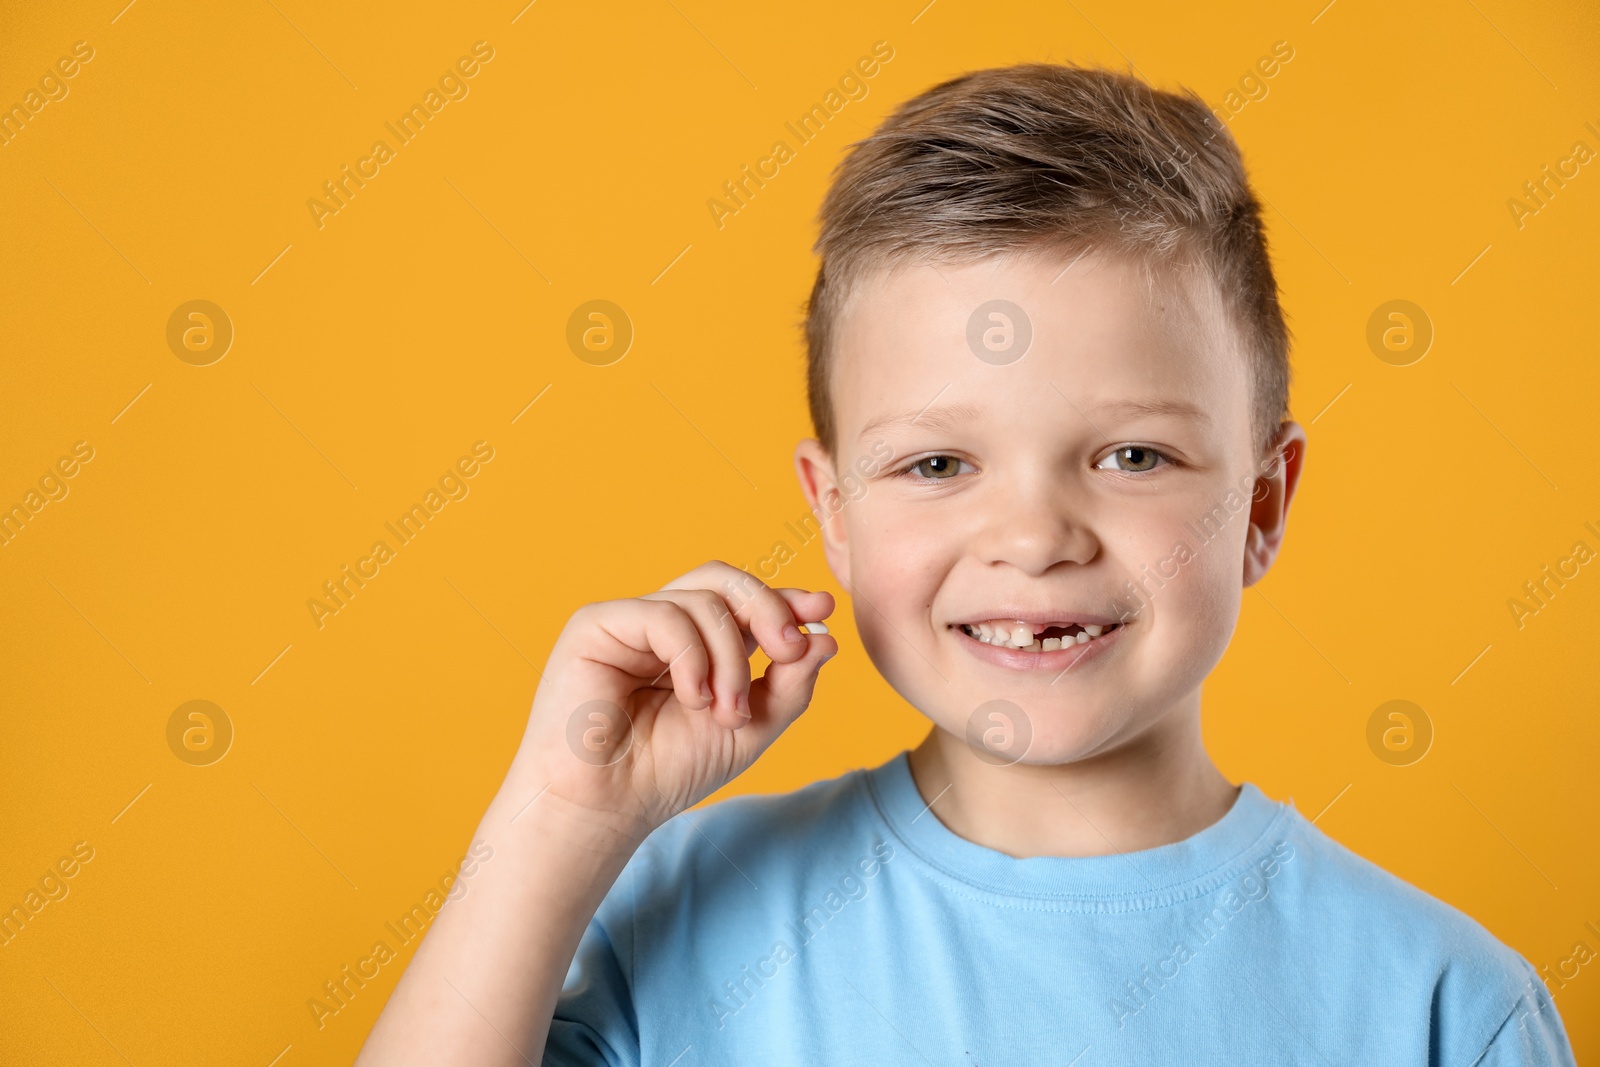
[906,455,966,480]
[1098,446,1167,473]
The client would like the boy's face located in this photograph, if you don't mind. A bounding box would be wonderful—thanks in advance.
[794,248,1305,765]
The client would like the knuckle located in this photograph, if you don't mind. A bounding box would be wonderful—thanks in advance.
[644,598,688,628]
[682,559,730,584]
[687,587,723,611]
[750,589,791,630]
[696,590,740,630]
[664,560,720,589]
[674,590,723,628]
[569,600,608,628]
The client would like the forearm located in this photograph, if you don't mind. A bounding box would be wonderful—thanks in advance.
[356,781,646,1066]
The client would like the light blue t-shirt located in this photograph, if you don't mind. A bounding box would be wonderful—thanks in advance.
[543,751,1575,1065]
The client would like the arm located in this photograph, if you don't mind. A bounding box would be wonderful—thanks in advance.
[353,782,645,1066]
[355,562,838,1065]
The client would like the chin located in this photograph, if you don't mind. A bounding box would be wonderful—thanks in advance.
[948,702,1134,768]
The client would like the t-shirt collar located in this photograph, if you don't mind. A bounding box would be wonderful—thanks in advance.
[863,749,1294,910]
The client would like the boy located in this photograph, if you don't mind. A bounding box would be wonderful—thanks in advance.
[358,63,1577,1064]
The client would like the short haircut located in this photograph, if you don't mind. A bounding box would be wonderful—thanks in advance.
[802,62,1292,458]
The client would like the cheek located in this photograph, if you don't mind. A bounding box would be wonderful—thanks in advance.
[1143,519,1247,650]
[847,499,942,596]
[844,502,945,656]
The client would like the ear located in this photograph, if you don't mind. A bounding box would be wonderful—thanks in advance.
[793,437,852,589]
[1242,421,1307,588]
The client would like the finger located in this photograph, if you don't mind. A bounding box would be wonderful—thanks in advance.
[772,588,836,628]
[639,589,751,728]
[662,563,817,667]
[744,631,839,742]
[733,592,834,658]
[574,599,713,714]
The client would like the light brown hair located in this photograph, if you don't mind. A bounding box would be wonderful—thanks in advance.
[802,62,1291,458]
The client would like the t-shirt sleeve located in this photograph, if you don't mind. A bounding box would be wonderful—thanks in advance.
[540,915,640,1067]
[1468,968,1577,1067]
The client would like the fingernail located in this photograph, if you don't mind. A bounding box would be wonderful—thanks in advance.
[782,624,803,644]
[735,691,751,718]
[699,681,713,704]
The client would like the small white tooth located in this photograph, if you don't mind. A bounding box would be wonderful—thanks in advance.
[1026,640,1042,652]
[1042,637,1062,651]
[1085,624,1104,637]
[1076,631,1090,644]
[1010,625,1031,646]
[978,623,993,639]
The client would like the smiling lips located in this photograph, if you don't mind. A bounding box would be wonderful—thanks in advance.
[954,619,1122,653]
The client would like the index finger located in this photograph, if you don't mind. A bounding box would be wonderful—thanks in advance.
[660,562,830,666]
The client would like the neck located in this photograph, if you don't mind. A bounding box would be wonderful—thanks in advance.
[905,692,1238,859]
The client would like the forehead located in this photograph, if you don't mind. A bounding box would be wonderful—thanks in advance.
[830,248,1248,447]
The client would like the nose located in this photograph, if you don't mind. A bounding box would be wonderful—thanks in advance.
[972,469,1100,575]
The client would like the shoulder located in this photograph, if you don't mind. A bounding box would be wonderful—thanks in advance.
[1278,806,1525,970]
[1269,800,1569,1062]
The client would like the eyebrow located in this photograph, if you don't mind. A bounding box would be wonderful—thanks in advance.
[856,396,1209,441]
[1087,398,1212,426]
[857,400,987,442]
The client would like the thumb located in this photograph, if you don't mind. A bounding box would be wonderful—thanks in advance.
[743,635,838,738]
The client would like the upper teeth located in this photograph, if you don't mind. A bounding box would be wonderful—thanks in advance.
[959,621,1109,651]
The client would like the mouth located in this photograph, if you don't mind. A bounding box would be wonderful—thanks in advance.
[950,618,1124,653]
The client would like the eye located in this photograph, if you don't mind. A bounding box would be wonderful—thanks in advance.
[1096,445,1171,473]
[899,454,970,481]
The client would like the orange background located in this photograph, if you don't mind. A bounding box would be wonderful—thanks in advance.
[2,0,1596,1062]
